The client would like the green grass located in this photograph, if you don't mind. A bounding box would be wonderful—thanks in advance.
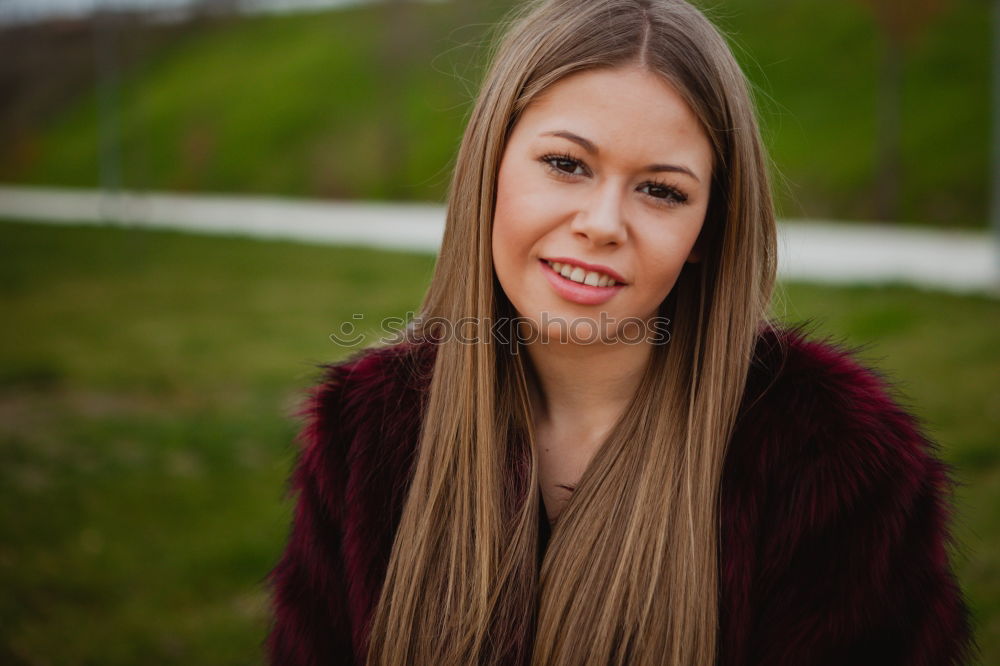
[0,219,436,664]
[3,0,990,228]
[0,219,997,663]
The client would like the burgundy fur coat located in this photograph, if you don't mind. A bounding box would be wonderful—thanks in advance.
[265,321,977,665]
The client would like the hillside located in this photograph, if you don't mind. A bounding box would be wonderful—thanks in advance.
[0,0,990,227]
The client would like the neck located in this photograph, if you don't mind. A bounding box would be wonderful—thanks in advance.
[525,338,652,434]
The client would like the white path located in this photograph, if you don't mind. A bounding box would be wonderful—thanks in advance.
[1,185,997,297]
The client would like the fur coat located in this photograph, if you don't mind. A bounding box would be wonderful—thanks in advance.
[264,321,977,665]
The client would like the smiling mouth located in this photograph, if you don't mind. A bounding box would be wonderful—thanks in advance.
[541,259,623,287]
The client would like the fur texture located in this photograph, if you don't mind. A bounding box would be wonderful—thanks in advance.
[264,321,978,665]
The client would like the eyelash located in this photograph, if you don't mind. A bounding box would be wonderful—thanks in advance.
[538,152,690,207]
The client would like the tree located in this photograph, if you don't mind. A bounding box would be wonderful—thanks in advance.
[854,0,953,222]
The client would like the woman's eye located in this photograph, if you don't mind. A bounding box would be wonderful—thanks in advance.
[541,154,586,176]
[639,182,689,206]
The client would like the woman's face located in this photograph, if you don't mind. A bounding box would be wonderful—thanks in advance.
[492,64,713,344]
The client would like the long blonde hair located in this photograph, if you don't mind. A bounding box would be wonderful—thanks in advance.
[365,0,778,663]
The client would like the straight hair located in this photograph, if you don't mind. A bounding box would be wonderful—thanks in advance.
[366,0,780,663]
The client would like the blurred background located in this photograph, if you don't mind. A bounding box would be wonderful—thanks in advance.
[0,0,997,663]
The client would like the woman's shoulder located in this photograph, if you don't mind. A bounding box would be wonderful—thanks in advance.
[731,318,965,579]
[729,318,961,539]
[291,338,437,468]
[723,320,976,663]
[316,336,436,397]
[269,339,439,663]
[309,337,436,415]
[738,318,947,476]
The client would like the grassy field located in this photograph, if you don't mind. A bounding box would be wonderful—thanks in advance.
[0,219,997,663]
[2,0,990,228]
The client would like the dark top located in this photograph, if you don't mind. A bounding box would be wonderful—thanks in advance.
[265,320,978,665]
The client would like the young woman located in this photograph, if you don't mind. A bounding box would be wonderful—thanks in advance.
[265,0,977,663]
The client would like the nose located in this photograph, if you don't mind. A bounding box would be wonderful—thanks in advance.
[569,180,628,246]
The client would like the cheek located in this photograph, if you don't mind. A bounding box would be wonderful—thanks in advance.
[642,211,707,279]
[491,170,528,294]
[492,169,536,264]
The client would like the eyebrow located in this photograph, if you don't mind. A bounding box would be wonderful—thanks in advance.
[540,129,701,183]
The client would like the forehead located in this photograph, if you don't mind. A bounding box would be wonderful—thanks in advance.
[512,65,712,172]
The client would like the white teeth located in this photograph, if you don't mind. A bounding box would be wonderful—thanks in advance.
[547,260,617,287]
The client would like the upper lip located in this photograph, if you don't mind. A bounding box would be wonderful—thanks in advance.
[541,256,628,284]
